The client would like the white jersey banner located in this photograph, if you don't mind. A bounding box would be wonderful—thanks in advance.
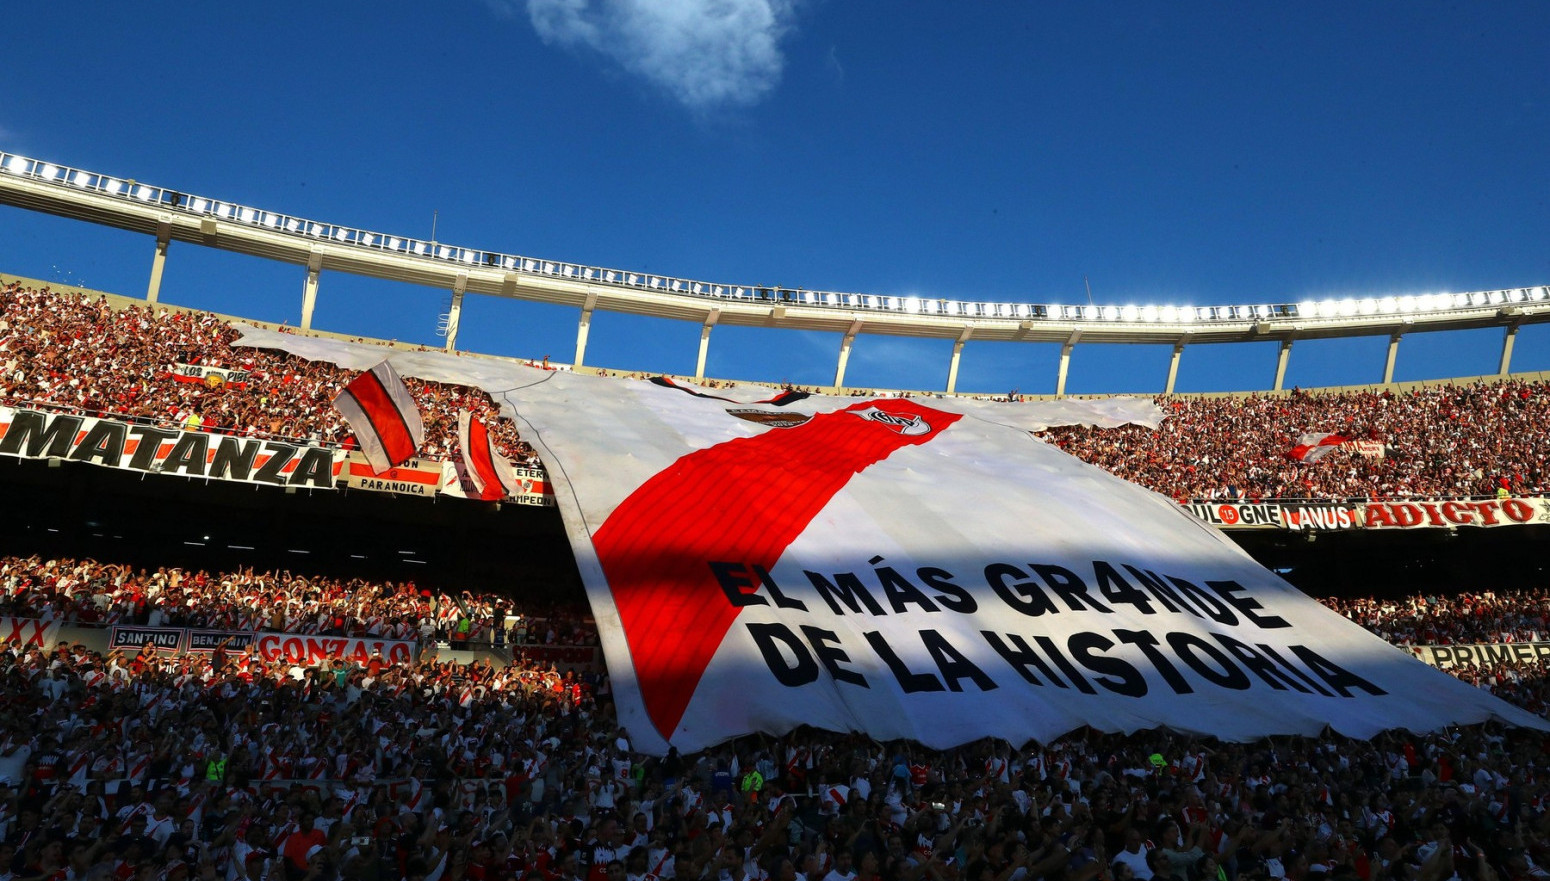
[229,326,1549,754]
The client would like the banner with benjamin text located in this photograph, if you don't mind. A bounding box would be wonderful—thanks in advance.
[497,371,1550,755]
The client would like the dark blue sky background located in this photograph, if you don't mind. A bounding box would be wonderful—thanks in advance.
[2,2,1546,393]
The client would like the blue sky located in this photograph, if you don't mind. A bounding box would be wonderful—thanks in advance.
[1,2,1547,394]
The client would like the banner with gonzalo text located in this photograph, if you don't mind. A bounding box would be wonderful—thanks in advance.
[496,372,1550,755]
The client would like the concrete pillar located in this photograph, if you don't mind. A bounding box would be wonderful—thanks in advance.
[443,274,468,352]
[300,251,323,330]
[146,220,172,305]
[694,309,720,380]
[1382,332,1402,384]
[574,292,599,367]
[945,328,972,394]
[1055,330,1081,398]
[1500,322,1521,375]
[833,320,864,392]
[1273,338,1293,391]
[1164,341,1185,395]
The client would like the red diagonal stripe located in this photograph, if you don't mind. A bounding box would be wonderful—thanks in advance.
[592,399,961,741]
[346,370,417,465]
[467,416,504,500]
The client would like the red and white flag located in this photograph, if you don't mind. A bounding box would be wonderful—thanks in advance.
[1286,432,1351,463]
[458,410,517,500]
[334,360,424,474]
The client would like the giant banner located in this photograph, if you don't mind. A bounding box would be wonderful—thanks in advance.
[495,372,1550,755]
[230,326,1549,754]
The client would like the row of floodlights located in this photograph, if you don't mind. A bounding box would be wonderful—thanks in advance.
[6,154,1547,325]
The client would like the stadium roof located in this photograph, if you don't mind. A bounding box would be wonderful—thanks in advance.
[3,151,1547,394]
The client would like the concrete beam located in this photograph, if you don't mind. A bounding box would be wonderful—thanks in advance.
[575,290,599,368]
[443,272,468,352]
[945,327,973,394]
[1055,330,1081,398]
[1272,338,1293,391]
[834,319,865,391]
[299,250,324,330]
[694,308,721,380]
[146,218,172,305]
[1164,338,1187,395]
[1500,319,1524,375]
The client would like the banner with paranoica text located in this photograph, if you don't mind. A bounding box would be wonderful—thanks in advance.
[494,371,1550,755]
[1182,498,1550,532]
[0,405,342,490]
[1410,642,1550,670]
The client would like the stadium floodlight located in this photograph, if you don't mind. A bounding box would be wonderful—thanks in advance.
[385,236,401,250]
[411,242,426,255]
[1316,300,1337,318]
[1296,301,1315,317]
[1158,305,1176,322]
[285,219,300,233]
[1533,287,1549,301]
[189,198,207,213]
[135,185,156,202]
[1140,305,1159,322]
[463,250,478,265]
[435,246,449,259]
[1359,298,1377,315]
[1180,306,1199,322]
[1455,292,1474,308]
[39,164,60,180]
[70,171,91,187]
[1101,305,1119,321]
[262,213,279,228]
[240,207,256,223]
[1337,299,1357,316]
[1198,306,1215,321]
[332,229,347,242]
[1,156,24,174]
[1490,290,1507,305]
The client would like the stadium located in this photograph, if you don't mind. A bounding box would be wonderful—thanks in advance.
[0,145,1545,881]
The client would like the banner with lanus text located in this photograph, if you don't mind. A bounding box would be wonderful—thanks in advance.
[500,372,1550,755]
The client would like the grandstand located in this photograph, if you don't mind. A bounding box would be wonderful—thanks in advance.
[0,159,1547,881]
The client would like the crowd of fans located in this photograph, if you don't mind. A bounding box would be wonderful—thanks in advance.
[11,282,1550,505]
[0,554,597,649]
[0,282,539,467]
[0,546,1540,881]
[1038,384,1550,502]
[5,288,1550,881]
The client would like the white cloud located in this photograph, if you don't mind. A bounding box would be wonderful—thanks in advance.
[524,0,797,110]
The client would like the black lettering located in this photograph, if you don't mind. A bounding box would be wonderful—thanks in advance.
[747,624,818,687]
[1206,580,1290,629]
[1166,576,1237,625]
[756,566,807,611]
[920,630,995,692]
[68,420,127,466]
[1289,645,1387,697]
[1093,561,1153,615]
[800,626,867,687]
[290,448,335,488]
[126,425,180,470]
[1115,629,1192,695]
[1167,632,1250,690]
[1255,643,1334,696]
[1069,631,1146,698]
[874,563,939,614]
[984,563,1057,616]
[0,411,81,458]
[1123,566,1199,617]
[1034,635,1095,694]
[864,631,943,693]
[1034,564,1110,613]
[919,567,976,613]
[254,444,297,485]
[209,436,261,481]
[162,432,210,477]
[711,562,768,608]
[1209,633,1306,692]
[981,631,1065,688]
[806,570,886,616]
